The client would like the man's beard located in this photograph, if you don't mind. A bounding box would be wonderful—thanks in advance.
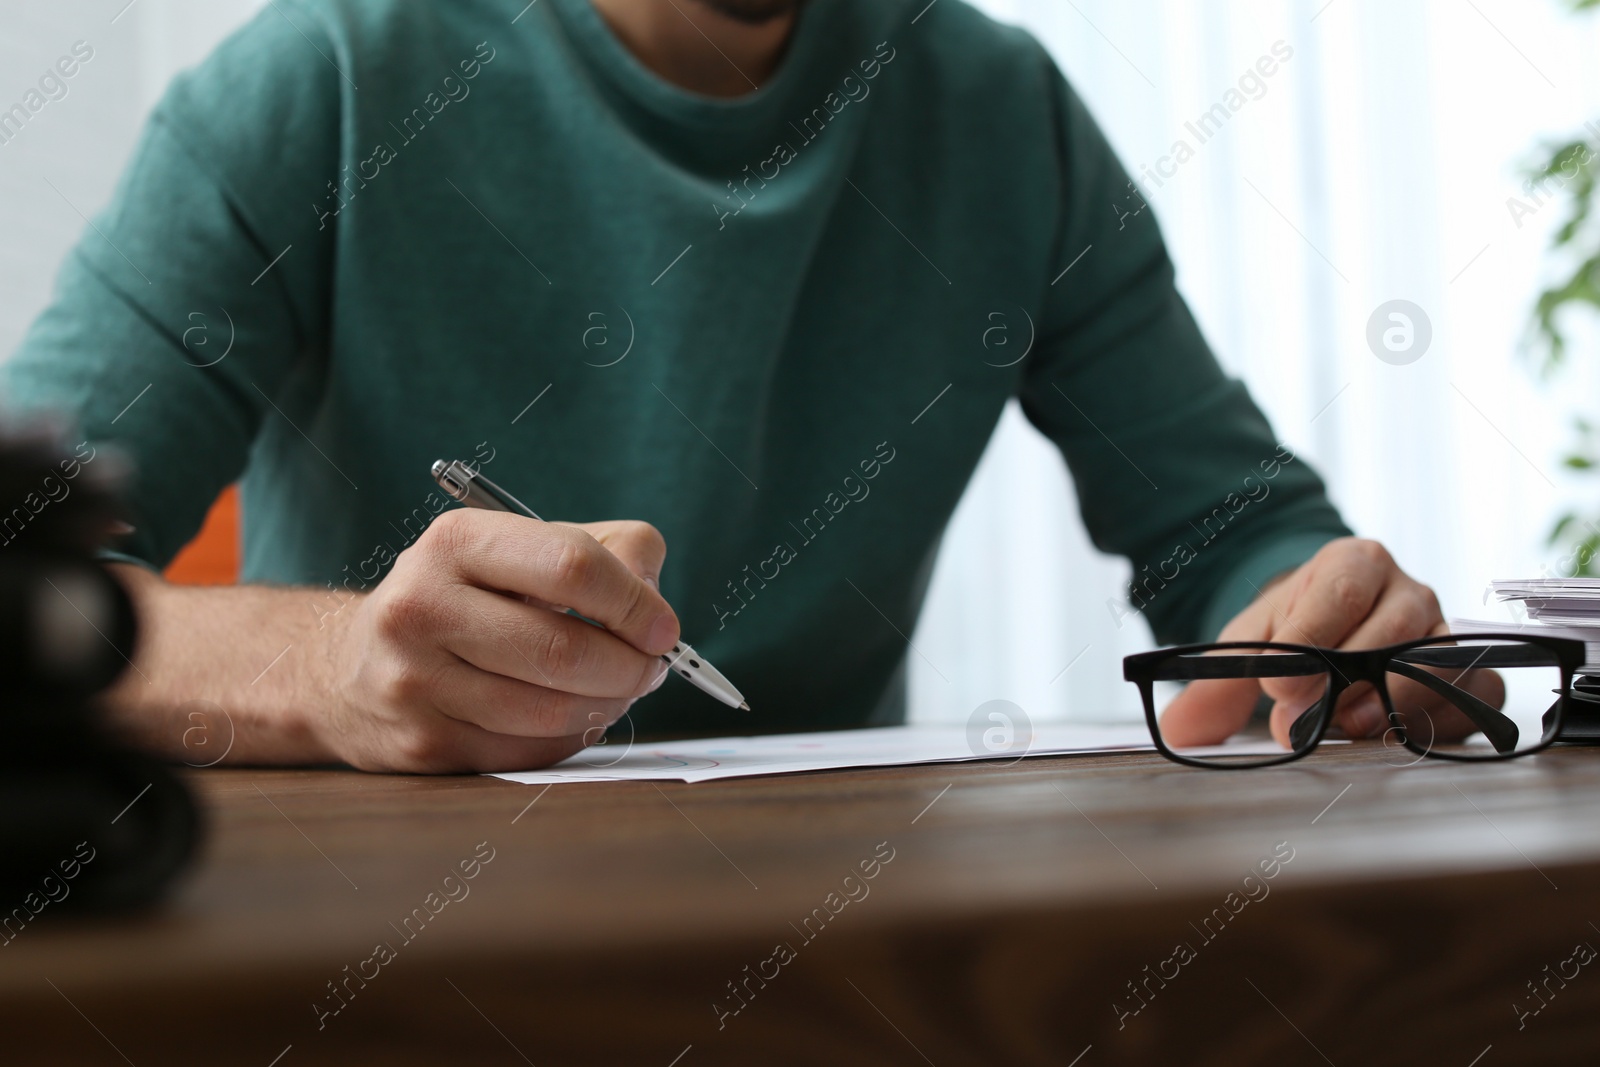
[693,0,809,25]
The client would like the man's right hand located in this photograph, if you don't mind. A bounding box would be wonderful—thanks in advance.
[318,509,681,772]
[104,508,680,773]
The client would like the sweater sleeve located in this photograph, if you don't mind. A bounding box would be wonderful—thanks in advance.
[1017,67,1351,644]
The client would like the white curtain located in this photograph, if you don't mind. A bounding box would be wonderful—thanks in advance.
[913,0,1600,725]
[4,1,1599,727]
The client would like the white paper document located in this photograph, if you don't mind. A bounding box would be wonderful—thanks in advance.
[486,723,1294,785]
[1451,616,1600,671]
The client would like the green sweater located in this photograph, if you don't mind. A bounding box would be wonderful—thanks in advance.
[3,0,1350,731]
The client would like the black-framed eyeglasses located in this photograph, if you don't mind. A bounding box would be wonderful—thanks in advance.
[1123,633,1586,769]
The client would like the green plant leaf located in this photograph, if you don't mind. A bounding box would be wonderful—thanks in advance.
[1551,512,1580,544]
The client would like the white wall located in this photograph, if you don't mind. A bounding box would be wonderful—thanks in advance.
[4,0,1598,728]
[0,1,269,360]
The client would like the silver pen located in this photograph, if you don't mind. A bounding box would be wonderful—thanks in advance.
[430,459,749,711]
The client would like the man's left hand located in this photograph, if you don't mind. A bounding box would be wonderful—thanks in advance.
[1159,537,1447,748]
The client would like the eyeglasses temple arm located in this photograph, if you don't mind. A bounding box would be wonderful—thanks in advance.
[1385,660,1521,755]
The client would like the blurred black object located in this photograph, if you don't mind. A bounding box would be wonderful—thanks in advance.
[0,425,200,922]
[1558,675,1600,743]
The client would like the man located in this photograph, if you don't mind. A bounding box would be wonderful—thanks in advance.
[3,0,1446,772]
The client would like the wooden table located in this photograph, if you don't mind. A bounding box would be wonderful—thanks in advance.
[6,742,1600,1066]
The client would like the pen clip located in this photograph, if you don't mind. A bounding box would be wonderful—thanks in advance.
[470,468,541,520]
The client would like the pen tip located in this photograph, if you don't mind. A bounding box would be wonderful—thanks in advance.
[738,702,750,711]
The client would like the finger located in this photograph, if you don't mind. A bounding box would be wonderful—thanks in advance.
[1331,581,1443,653]
[1261,666,1371,725]
[570,520,669,590]
[1263,677,1388,747]
[429,510,681,655]
[1380,672,1498,744]
[1292,614,1459,748]
[1154,587,1279,748]
[1159,678,1265,747]
[1328,619,1449,739]
[1265,541,1390,650]
[1267,694,1342,748]
[427,655,643,738]
[1215,592,1277,644]
[517,519,668,615]
[442,586,669,699]
[1354,621,1502,743]
[1254,548,1388,710]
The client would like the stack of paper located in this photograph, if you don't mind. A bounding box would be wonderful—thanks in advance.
[1451,617,1600,671]
[1488,578,1600,624]
[1453,577,1600,672]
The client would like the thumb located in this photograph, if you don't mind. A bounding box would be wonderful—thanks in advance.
[1156,599,1275,749]
[1159,678,1263,748]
